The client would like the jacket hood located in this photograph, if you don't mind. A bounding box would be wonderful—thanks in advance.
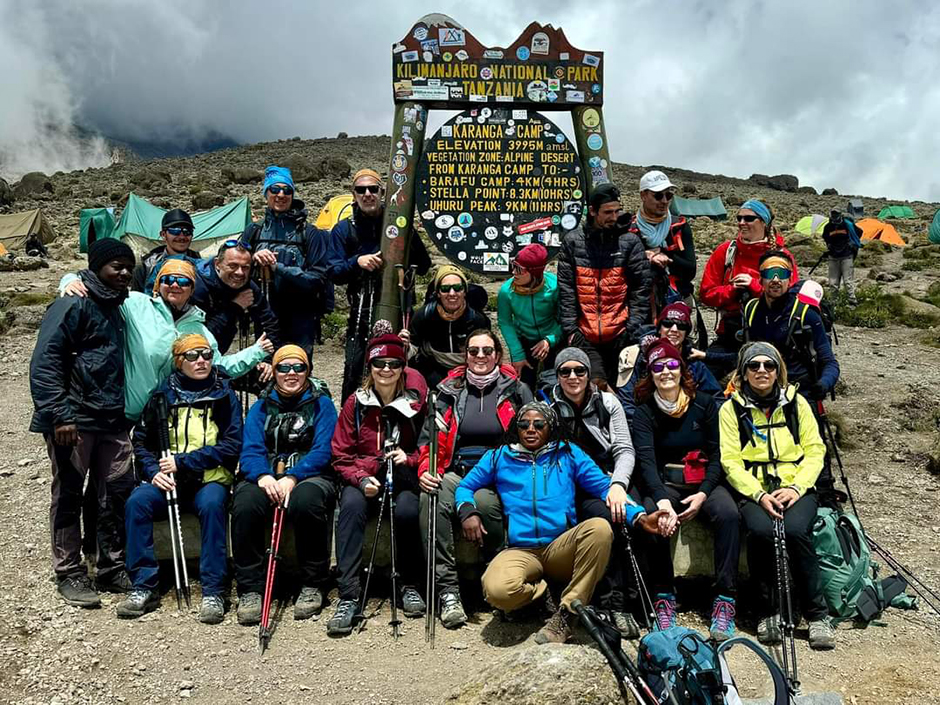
[354,386,423,418]
[162,367,231,405]
[730,382,797,409]
[79,269,129,306]
[265,200,308,227]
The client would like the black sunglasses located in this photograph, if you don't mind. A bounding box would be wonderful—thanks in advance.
[467,346,495,357]
[517,419,547,431]
[737,215,760,224]
[651,191,675,202]
[165,226,193,236]
[746,360,778,372]
[558,365,588,378]
[355,184,381,195]
[661,320,692,333]
[268,185,294,196]
[370,358,405,370]
[275,362,307,374]
[159,274,194,288]
[180,348,213,362]
[439,283,465,294]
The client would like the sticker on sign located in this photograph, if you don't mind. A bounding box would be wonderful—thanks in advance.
[411,86,450,100]
[483,252,510,272]
[517,217,553,235]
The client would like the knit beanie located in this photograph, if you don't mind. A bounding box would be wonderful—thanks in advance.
[645,338,682,366]
[433,264,467,289]
[366,334,406,363]
[172,334,211,369]
[554,347,592,375]
[513,243,548,278]
[738,342,784,377]
[87,238,135,274]
[589,183,621,210]
[262,165,295,195]
[657,302,692,328]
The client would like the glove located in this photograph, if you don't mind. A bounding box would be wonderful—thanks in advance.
[808,382,828,400]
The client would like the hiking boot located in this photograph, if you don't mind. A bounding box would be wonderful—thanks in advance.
[439,591,468,629]
[534,606,573,645]
[709,596,736,642]
[115,589,159,619]
[653,593,677,630]
[57,574,101,608]
[400,586,426,617]
[612,611,640,640]
[758,615,782,645]
[95,569,132,594]
[237,592,262,626]
[327,599,359,636]
[198,595,225,625]
[808,618,835,650]
[294,586,324,620]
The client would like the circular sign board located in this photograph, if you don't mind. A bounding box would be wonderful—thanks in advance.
[416,109,584,275]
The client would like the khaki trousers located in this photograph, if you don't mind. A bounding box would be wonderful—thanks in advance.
[482,517,612,613]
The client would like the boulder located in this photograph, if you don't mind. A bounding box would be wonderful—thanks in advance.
[130,168,171,189]
[315,156,352,181]
[220,166,263,185]
[192,191,224,210]
[900,295,940,321]
[0,177,14,206]
[13,172,54,198]
[682,183,697,195]
[797,186,818,195]
[280,154,317,182]
[748,173,799,192]
[822,187,839,196]
[337,131,349,139]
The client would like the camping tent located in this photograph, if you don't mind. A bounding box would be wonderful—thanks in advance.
[79,208,115,253]
[669,196,727,220]
[112,193,251,257]
[0,208,56,252]
[847,198,864,220]
[315,194,354,230]
[877,205,916,219]
[929,209,940,245]
[857,218,906,246]
[794,214,829,236]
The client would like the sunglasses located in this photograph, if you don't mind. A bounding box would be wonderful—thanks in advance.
[439,283,465,294]
[737,215,761,224]
[180,348,213,362]
[651,190,675,202]
[661,321,692,333]
[354,184,381,195]
[517,419,547,431]
[268,185,294,196]
[165,226,193,236]
[467,346,495,357]
[558,365,589,378]
[219,238,248,252]
[159,274,194,288]
[511,263,528,274]
[650,358,682,374]
[275,362,307,374]
[760,267,792,281]
[746,359,778,372]
[370,358,405,370]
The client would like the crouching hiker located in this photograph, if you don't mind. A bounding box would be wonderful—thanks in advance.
[457,402,666,644]
[719,343,834,650]
[30,239,137,607]
[117,335,241,622]
[231,345,337,625]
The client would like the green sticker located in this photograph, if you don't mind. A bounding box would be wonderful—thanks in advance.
[551,215,561,225]
[573,189,583,199]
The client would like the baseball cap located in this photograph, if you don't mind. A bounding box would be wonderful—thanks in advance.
[639,170,675,193]
[162,209,194,231]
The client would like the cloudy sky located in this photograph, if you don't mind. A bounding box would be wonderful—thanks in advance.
[1,0,938,201]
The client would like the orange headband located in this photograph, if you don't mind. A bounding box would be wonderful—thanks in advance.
[172,334,211,369]
[760,255,791,272]
[273,344,309,369]
[153,258,197,295]
[352,168,382,187]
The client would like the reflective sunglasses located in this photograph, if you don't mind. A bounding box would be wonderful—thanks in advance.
[517,419,547,431]
[275,362,307,374]
[511,263,528,274]
[760,266,792,281]
[467,346,495,357]
[661,320,692,333]
[651,190,675,202]
[268,185,294,196]
[165,226,193,236]
[439,283,465,294]
[558,365,589,378]
[737,214,760,224]
[218,238,248,253]
[746,359,778,372]
[354,184,381,195]
[159,274,194,288]
[650,358,682,374]
[370,358,405,370]
[180,348,213,362]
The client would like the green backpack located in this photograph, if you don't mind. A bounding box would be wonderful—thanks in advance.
[812,507,913,623]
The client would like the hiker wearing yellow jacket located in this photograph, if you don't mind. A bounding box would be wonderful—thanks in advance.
[719,342,835,651]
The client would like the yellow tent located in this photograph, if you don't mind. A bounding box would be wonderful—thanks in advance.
[857,218,906,247]
[315,194,354,230]
[0,208,56,251]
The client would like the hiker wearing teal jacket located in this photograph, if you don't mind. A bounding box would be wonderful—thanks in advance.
[496,244,562,389]
[60,259,272,421]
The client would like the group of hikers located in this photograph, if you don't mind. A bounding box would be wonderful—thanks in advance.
[31,163,845,651]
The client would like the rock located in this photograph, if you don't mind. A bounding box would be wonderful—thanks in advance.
[17,459,32,466]
[900,295,940,321]
[337,131,349,139]
[315,156,352,181]
[822,188,839,196]
[798,186,818,195]
[682,183,697,195]
[220,167,263,185]
[279,154,351,182]
[280,154,317,182]
[875,271,900,283]
[13,172,54,198]
[450,641,469,650]
[192,191,224,210]
[749,173,799,192]
[0,177,14,206]
[130,168,171,189]
[869,473,886,484]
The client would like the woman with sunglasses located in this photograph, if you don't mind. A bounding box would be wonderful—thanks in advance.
[631,338,740,641]
[119,334,241,623]
[409,265,491,388]
[233,345,338,626]
[61,258,273,421]
[496,243,562,389]
[327,334,428,635]
[719,342,833,650]
[418,329,533,629]
[698,199,798,377]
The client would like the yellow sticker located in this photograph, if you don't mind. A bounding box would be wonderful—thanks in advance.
[396,216,407,228]
[581,108,600,129]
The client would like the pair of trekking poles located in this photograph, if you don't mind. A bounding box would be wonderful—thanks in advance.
[257,453,296,654]
[154,392,191,611]
[238,266,272,421]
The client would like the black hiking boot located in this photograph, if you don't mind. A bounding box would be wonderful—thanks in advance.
[294,586,325,620]
[237,592,262,626]
[95,569,132,594]
[327,599,359,636]
[57,574,101,608]
[115,589,159,619]
[399,586,426,617]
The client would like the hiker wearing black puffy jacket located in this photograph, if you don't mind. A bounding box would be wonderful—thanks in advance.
[821,210,858,306]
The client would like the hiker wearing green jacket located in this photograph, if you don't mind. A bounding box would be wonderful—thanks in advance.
[60,258,272,421]
[496,244,562,389]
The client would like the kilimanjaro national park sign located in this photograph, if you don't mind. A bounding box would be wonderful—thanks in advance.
[375,14,613,320]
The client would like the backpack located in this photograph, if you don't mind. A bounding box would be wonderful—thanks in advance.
[812,507,913,623]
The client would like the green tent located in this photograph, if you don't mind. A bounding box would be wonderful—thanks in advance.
[79,208,115,253]
[877,205,916,219]
[794,214,829,236]
[669,196,727,220]
[929,209,940,245]
[112,193,252,257]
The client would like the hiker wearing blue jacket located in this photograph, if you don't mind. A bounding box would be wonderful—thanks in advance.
[231,345,338,626]
[456,401,667,645]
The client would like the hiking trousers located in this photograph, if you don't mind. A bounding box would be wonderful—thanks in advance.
[482,517,613,613]
[341,282,378,403]
[828,257,857,304]
[577,492,627,611]
[125,481,229,596]
[46,431,133,582]
[515,335,559,390]
[419,471,505,596]
[739,492,828,621]
[231,476,336,595]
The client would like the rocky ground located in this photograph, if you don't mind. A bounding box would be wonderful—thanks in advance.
[1,137,940,703]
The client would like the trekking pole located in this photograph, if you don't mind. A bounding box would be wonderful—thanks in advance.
[424,390,440,646]
[258,453,292,654]
[238,312,250,420]
[357,463,390,634]
[154,392,190,611]
[773,518,800,695]
[385,439,402,639]
[621,525,656,632]
[808,252,828,277]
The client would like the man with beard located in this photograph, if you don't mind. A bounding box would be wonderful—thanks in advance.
[132,209,201,293]
[331,169,431,402]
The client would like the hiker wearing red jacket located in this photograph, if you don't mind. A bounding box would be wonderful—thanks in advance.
[697,200,797,377]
